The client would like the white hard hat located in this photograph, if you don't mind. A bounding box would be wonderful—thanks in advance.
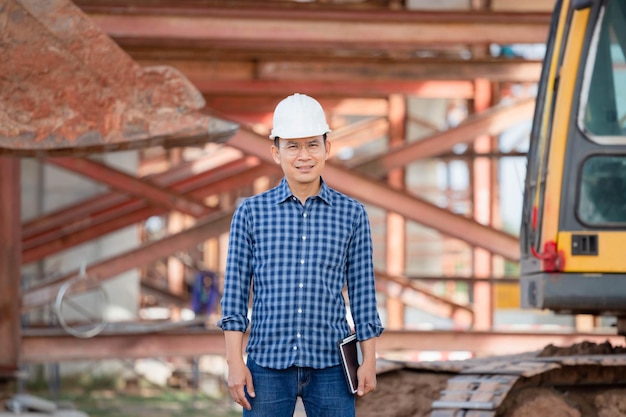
[269,93,332,139]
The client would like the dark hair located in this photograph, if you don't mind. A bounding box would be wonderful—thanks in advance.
[274,133,327,148]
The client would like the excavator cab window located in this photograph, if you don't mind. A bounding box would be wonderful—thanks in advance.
[581,0,626,138]
[577,0,626,226]
[579,155,626,224]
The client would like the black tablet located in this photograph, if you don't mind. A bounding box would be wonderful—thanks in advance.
[338,333,361,394]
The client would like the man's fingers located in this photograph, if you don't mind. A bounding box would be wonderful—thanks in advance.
[231,392,252,410]
[240,395,252,411]
[357,374,367,396]
[247,378,256,398]
[226,358,254,410]
[229,384,252,410]
[357,378,376,397]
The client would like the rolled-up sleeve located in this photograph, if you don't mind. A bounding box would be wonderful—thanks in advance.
[217,202,253,332]
[346,207,384,341]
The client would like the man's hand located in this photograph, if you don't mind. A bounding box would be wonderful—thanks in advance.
[224,331,255,410]
[227,359,255,410]
[356,358,376,397]
[356,337,378,397]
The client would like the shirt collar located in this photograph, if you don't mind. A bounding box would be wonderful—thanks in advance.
[275,177,332,205]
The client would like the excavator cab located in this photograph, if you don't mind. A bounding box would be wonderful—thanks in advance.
[520,0,626,332]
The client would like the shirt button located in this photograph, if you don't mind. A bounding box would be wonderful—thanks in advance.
[299,283,303,288]
[298,309,302,314]
[300,259,305,264]
[293,346,298,350]
[302,235,307,240]
[297,333,301,338]
[303,213,308,218]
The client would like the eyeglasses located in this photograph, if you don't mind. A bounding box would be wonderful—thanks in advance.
[279,139,326,157]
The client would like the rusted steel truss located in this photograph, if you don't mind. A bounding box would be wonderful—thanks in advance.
[4,0,553,368]
[48,157,212,218]
[75,1,547,101]
[22,156,273,264]
[20,98,525,317]
[82,3,550,53]
[355,99,535,176]
[23,209,234,312]
[20,97,528,266]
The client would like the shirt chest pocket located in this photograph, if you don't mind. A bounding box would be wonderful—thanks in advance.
[313,234,348,270]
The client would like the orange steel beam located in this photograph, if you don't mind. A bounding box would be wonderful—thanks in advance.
[23,191,128,242]
[329,117,389,159]
[83,6,550,49]
[204,97,392,119]
[22,162,274,264]
[21,157,264,262]
[21,152,246,244]
[356,98,535,177]
[47,157,212,218]
[385,94,407,329]
[195,80,476,99]
[22,209,234,312]
[136,58,541,88]
[229,129,520,261]
[23,204,163,265]
[22,195,160,254]
[375,271,474,328]
[20,328,624,363]
[252,60,543,83]
[22,151,244,241]
[471,78,495,331]
[140,279,189,307]
[0,157,21,372]
[76,0,554,13]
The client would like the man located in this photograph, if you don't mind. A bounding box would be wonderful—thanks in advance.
[218,93,384,417]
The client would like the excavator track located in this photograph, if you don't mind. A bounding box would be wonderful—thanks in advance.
[430,352,626,416]
[358,342,626,417]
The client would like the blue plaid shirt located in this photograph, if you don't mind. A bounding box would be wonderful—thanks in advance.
[218,178,384,369]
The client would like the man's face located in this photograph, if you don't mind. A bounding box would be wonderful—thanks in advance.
[271,136,331,186]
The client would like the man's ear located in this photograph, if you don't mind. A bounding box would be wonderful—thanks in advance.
[271,145,281,164]
[324,140,331,159]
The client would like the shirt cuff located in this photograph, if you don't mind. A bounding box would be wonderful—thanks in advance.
[216,315,249,332]
[355,323,384,341]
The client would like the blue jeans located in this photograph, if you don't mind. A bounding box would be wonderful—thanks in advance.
[243,357,355,417]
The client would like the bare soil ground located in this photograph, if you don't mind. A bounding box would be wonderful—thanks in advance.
[501,341,626,417]
[356,370,449,417]
[356,342,626,417]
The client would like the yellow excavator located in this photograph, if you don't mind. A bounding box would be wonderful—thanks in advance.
[520,0,626,333]
[361,1,626,416]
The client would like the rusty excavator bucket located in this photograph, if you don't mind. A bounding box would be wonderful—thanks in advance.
[0,0,238,156]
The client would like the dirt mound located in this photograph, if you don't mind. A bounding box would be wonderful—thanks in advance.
[538,341,626,357]
[364,342,626,417]
[356,370,449,417]
[504,387,581,417]
[499,386,626,417]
